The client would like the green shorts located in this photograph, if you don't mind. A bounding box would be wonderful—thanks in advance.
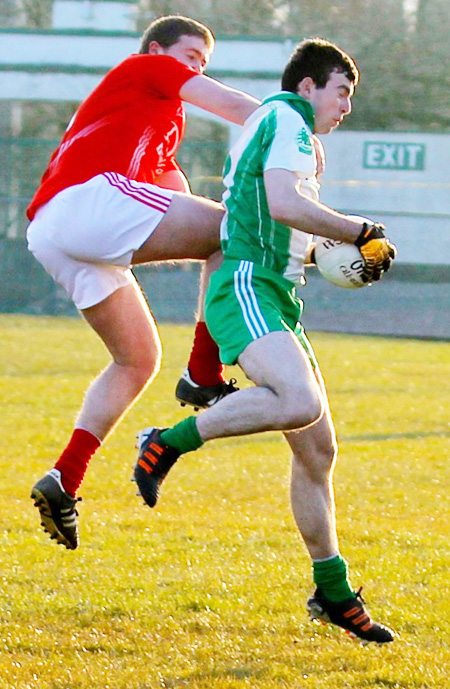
[205,259,317,367]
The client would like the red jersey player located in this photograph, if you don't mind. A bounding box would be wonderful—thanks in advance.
[28,15,260,550]
[27,54,203,213]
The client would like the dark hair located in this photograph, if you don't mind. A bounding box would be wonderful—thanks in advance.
[281,37,359,92]
[139,15,215,54]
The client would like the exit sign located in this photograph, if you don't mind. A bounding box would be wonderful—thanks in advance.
[363,142,426,170]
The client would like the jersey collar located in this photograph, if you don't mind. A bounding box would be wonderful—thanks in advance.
[262,91,315,131]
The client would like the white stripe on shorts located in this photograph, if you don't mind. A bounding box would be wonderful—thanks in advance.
[102,171,172,213]
[234,260,270,340]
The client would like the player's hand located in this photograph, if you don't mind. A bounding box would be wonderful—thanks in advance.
[354,223,397,282]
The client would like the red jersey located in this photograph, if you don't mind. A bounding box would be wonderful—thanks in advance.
[27,54,198,220]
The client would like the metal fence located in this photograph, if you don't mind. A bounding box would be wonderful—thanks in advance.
[0,138,449,339]
[0,138,53,239]
[0,137,227,240]
[0,137,227,313]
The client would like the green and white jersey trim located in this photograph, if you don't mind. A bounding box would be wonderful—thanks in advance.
[220,91,319,284]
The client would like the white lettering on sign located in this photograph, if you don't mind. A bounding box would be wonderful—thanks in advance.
[363,142,425,170]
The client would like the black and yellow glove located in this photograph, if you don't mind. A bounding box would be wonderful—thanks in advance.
[354,223,397,282]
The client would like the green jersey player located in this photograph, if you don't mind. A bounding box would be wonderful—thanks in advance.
[206,90,321,365]
[135,38,397,644]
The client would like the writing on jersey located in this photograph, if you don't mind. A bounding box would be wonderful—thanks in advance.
[27,54,197,219]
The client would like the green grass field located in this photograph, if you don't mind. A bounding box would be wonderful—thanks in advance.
[0,314,449,689]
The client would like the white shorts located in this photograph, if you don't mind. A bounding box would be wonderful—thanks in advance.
[27,172,174,310]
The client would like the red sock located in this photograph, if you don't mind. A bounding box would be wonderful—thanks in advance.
[54,428,101,497]
[187,321,225,386]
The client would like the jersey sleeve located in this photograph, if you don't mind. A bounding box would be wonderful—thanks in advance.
[125,54,198,99]
[263,105,316,179]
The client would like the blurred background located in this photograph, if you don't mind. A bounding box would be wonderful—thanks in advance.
[0,0,449,337]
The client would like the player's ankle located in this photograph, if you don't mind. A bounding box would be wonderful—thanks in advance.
[312,554,354,603]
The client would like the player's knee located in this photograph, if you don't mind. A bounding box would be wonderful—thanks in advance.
[292,402,323,430]
[139,346,162,384]
[136,358,160,389]
[117,344,162,392]
[278,394,323,431]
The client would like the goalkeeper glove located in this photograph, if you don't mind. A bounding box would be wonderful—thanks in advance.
[354,223,397,283]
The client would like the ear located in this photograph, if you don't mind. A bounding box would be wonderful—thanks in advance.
[296,76,316,100]
[147,40,164,55]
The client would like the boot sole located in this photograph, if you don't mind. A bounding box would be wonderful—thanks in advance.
[30,487,76,550]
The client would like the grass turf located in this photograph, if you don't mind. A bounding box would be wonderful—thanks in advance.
[0,314,449,688]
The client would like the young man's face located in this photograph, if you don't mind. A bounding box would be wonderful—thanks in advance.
[149,35,211,73]
[299,70,354,135]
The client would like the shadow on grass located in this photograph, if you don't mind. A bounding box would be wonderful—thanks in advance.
[161,665,264,687]
[218,429,450,447]
[340,430,450,442]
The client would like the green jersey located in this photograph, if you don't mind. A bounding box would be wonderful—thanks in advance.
[220,91,319,284]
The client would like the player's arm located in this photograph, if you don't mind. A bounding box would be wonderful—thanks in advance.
[179,74,260,125]
[265,168,363,240]
[264,168,396,278]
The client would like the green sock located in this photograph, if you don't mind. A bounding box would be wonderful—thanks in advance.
[313,555,354,603]
[160,416,204,455]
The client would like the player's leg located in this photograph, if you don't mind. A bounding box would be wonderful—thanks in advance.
[133,330,325,509]
[131,190,223,262]
[175,250,239,409]
[132,192,239,409]
[196,330,323,439]
[27,177,173,549]
[285,364,339,561]
[151,171,232,396]
[133,262,325,504]
[37,175,222,265]
[286,367,394,643]
[189,250,224,388]
[51,282,159,490]
[76,281,161,440]
[133,193,239,408]
[31,281,161,550]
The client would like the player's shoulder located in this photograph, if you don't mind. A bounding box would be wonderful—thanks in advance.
[108,53,196,98]
[113,53,193,75]
[274,99,310,129]
[274,93,314,126]
[259,96,310,132]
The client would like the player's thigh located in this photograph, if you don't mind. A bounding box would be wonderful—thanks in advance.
[239,330,321,403]
[81,282,161,370]
[133,192,223,263]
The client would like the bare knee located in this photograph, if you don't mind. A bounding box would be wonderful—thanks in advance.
[82,282,163,390]
[284,399,323,430]
[275,388,324,431]
[114,340,162,392]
